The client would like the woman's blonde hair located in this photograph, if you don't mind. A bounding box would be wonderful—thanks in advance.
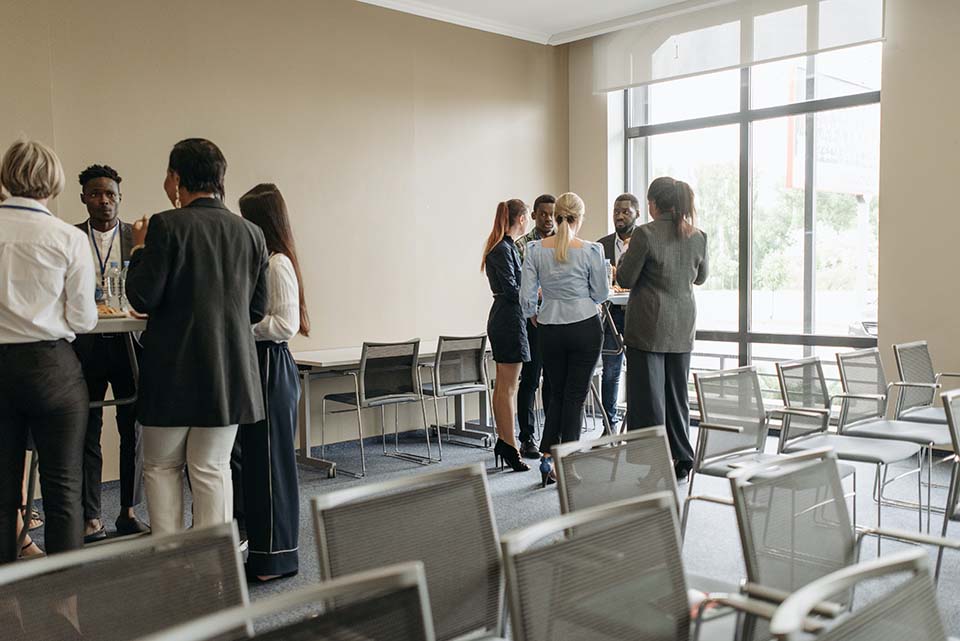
[0,140,65,200]
[554,192,585,263]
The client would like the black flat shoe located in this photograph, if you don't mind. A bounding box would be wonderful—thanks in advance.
[115,514,151,536]
[674,461,692,483]
[520,439,541,459]
[83,527,107,544]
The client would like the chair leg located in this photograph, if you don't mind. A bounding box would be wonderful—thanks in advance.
[380,406,388,455]
[935,460,959,583]
[918,451,924,533]
[876,463,888,556]
[320,398,327,460]
[927,445,933,534]
[355,400,366,478]
[681,472,696,538]
[420,395,438,461]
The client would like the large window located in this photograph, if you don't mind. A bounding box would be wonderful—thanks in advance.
[625,41,880,371]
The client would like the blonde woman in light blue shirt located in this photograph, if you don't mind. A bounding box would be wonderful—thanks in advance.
[520,192,608,487]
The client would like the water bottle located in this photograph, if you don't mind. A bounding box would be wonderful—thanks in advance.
[120,261,130,310]
[105,261,121,308]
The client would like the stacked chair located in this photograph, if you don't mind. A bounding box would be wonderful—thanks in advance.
[419,335,492,449]
[133,562,436,641]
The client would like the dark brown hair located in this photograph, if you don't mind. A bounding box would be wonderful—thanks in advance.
[481,199,527,271]
[168,138,226,197]
[239,183,310,337]
[647,176,697,237]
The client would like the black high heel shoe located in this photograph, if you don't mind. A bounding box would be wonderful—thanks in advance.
[539,456,557,488]
[494,439,530,472]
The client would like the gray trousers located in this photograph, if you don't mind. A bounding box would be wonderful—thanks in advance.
[624,348,695,464]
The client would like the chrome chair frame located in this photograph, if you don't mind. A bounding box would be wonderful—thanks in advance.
[935,388,960,582]
[892,340,960,422]
[130,562,436,641]
[320,339,436,477]
[419,335,492,451]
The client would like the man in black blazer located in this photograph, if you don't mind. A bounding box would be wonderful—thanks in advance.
[72,164,149,540]
[125,138,268,536]
[596,193,640,432]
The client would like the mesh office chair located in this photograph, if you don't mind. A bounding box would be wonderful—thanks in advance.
[769,549,951,641]
[935,389,960,581]
[0,523,247,641]
[502,492,775,641]
[893,340,960,424]
[551,426,678,517]
[836,348,951,531]
[776,357,923,544]
[312,463,504,641]
[321,339,436,477]
[729,448,958,641]
[420,335,491,449]
[131,562,436,641]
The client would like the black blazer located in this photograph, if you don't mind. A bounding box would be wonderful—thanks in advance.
[126,198,269,427]
[76,219,135,264]
[597,232,617,266]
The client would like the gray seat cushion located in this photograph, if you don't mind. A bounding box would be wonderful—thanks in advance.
[899,406,947,425]
[324,391,421,407]
[845,419,951,447]
[784,434,920,464]
[421,382,487,397]
[699,452,782,477]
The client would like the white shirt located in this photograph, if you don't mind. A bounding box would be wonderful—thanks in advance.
[615,235,626,264]
[253,253,300,342]
[0,197,98,343]
[88,220,122,282]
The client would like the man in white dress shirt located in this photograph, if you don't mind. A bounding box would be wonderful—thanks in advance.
[72,165,148,541]
[0,140,97,563]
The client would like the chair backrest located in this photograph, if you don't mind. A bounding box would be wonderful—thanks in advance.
[312,463,500,641]
[694,366,768,461]
[432,335,487,394]
[769,549,946,641]
[730,449,856,605]
[130,562,436,641]
[0,523,247,641]
[940,390,960,522]
[552,426,678,515]
[501,492,687,641]
[894,341,938,413]
[835,348,887,426]
[358,340,420,405]
[776,358,831,441]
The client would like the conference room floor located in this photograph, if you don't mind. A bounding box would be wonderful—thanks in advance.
[32,418,960,636]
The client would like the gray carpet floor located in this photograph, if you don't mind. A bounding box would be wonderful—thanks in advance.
[31,418,960,636]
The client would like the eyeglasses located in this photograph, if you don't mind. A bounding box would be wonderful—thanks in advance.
[85,189,119,202]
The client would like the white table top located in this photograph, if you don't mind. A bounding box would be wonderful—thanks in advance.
[608,291,629,306]
[90,316,147,334]
[294,341,441,369]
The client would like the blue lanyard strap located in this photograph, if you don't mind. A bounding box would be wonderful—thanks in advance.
[88,222,120,278]
[0,204,51,216]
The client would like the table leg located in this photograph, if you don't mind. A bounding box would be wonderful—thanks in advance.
[297,369,337,478]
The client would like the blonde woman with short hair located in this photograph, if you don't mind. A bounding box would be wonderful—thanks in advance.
[519,192,608,487]
[0,140,98,563]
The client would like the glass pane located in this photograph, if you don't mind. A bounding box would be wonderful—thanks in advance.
[813,104,880,336]
[754,6,807,62]
[751,56,809,110]
[630,68,740,127]
[752,116,806,334]
[691,340,740,375]
[818,0,883,49]
[750,343,804,404]
[814,42,882,100]
[629,124,740,331]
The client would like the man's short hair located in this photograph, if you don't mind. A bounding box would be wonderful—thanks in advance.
[79,164,122,188]
[615,193,640,210]
[0,140,65,200]
[532,193,556,213]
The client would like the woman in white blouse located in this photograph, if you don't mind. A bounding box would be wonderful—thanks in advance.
[238,183,310,582]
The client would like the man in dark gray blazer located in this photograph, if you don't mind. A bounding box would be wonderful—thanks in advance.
[72,164,148,540]
[125,138,268,535]
[596,193,640,432]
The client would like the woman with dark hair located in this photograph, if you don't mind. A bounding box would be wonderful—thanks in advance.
[616,176,708,482]
[238,183,308,581]
[481,199,531,472]
[126,138,269,536]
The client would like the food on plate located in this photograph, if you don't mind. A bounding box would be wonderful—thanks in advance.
[97,304,126,318]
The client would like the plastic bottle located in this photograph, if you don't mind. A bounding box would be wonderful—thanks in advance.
[105,261,122,308]
[120,260,130,310]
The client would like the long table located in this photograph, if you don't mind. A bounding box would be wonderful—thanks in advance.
[293,341,492,478]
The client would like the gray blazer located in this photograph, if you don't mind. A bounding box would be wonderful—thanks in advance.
[615,214,708,353]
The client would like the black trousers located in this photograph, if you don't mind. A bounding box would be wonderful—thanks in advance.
[539,316,604,454]
[517,319,551,443]
[240,342,300,576]
[0,340,87,563]
[73,334,143,518]
[625,348,695,464]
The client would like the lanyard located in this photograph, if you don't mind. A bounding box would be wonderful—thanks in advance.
[88,222,120,278]
[0,203,51,216]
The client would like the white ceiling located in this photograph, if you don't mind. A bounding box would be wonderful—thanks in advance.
[355,0,696,45]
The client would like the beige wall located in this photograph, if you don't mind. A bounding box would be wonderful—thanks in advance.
[3,0,568,481]
[878,0,960,384]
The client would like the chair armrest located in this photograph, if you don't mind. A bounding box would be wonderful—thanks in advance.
[831,392,885,402]
[889,381,940,390]
[772,406,830,419]
[692,593,825,634]
[417,363,435,369]
[856,526,960,551]
[742,582,844,618]
[698,422,744,434]
[937,372,960,383]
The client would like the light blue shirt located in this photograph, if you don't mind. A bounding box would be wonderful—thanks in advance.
[520,240,609,325]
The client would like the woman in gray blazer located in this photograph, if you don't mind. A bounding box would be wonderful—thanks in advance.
[616,177,707,482]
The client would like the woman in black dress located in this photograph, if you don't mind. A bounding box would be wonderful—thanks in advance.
[481,199,531,472]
